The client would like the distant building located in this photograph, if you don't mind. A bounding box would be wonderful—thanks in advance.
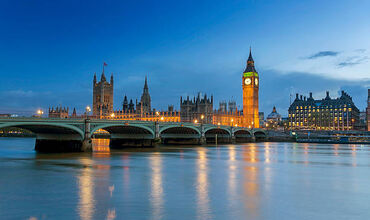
[0,114,12,118]
[180,93,213,124]
[358,111,367,131]
[228,100,237,113]
[103,77,180,122]
[136,76,151,115]
[367,89,370,131]
[266,106,282,129]
[259,112,265,128]
[49,106,69,118]
[288,91,360,130]
[93,65,113,117]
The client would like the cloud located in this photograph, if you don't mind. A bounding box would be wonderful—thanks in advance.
[337,56,369,67]
[273,49,370,81]
[307,51,339,59]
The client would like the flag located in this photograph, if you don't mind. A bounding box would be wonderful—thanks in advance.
[104,62,108,66]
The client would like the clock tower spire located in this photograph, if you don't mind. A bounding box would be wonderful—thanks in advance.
[242,47,259,128]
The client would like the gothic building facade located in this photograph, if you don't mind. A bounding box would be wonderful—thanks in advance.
[180,93,213,124]
[288,91,360,130]
[136,76,151,115]
[48,106,69,118]
[102,76,181,122]
[93,68,114,117]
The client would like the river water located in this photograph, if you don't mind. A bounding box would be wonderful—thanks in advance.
[0,138,369,220]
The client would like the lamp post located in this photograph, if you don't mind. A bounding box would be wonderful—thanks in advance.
[85,106,91,119]
[37,109,44,118]
[110,113,115,119]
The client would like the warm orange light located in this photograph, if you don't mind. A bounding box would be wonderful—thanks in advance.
[231,118,234,122]
[110,113,115,118]
[194,119,198,124]
[37,109,43,115]
[156,111,160,116]
[160,116,164,121]
[86,106,91,112]
[201,114,205,119]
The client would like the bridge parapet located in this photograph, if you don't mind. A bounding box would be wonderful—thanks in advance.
[0,118,269,151]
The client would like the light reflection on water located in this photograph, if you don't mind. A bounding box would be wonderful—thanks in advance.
[196,148,211,220]
[149,152,164,220]
[77,158,95,220]
[0,138,370,220]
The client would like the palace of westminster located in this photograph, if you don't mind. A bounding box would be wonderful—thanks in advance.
[47,49,369,131]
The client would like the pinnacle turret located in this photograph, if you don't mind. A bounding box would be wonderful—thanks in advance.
[243,47,257,73]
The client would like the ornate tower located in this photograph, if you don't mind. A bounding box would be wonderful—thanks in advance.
[139,76,151,114]
[242,48,259,128]
[93,64,114,117]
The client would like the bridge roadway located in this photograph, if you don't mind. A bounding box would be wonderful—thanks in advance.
[0,118,267,152]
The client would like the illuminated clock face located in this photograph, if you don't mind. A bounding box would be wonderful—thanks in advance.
[255,78,258,86]
[244,78,251,85]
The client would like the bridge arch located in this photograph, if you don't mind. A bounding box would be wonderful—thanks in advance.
[91,124,155,139]
[204,127,231,135]
[204,127,231,143]
[0,122,84,139]
[160,125,200,144]
[253,129,267,141]
[233,129,253,143]
[159,125,201,136]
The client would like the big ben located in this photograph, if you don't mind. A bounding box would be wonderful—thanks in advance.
[242,48,259,128]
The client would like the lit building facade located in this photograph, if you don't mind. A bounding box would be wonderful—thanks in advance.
[180,93,213,124]
[93,66,114,117]
[367,89,370,131]
[102,77,180,122]
[266,106,282,129]
[288,91,360,130]
[48,106,69,118]
[242,48,259,128]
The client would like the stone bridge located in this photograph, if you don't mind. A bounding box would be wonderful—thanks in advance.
[0,118,267,152]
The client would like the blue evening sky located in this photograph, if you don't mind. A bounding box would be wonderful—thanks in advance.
[0,0,369,116]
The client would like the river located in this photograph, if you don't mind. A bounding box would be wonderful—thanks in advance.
[0,138,369,220]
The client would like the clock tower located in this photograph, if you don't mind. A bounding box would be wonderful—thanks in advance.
[242,48,259,128]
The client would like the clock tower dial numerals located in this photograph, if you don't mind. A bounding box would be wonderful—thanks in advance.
[244,78,251,85]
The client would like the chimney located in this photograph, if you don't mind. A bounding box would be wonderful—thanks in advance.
[296,93,299,99]
[309,92,313,98]
[300,95,303,100]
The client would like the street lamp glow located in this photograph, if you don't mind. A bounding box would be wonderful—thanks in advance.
[201,114,204,120]
[156,111,160,116]
[194,119,198,124]
[110,113,115,118]
[37,109,43,116]
[160,116,164,121]
[86,106,91,113]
